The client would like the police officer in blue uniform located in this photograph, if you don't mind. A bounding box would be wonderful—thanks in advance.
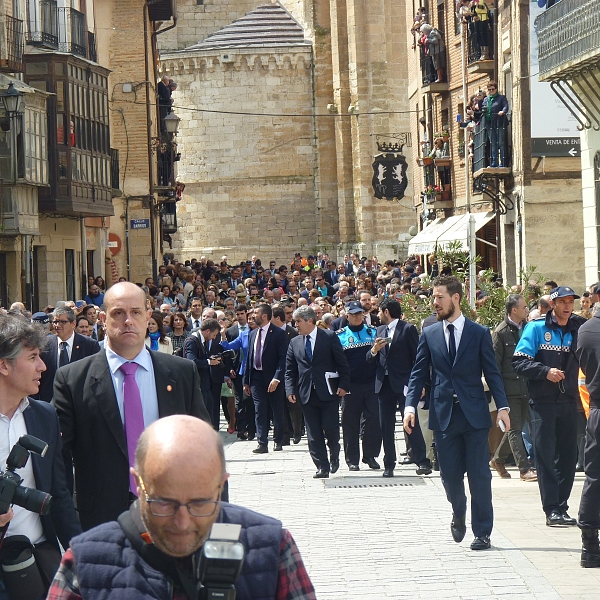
[336,301,382,470]
[513,286,586,527]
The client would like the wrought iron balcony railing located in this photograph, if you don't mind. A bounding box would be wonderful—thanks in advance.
[0,16,25,73]
[27,0,58,49]
[58,7,86,58]
[110,148,120,192]
[535,0,600,77]
[467,14,495,65]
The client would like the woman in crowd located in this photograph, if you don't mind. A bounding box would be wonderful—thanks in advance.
[94,276,106,292]
[168,311,190,356]
[145,311,173,354]
[188,282,206,307]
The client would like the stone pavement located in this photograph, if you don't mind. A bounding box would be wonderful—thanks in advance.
[221,424,600,600]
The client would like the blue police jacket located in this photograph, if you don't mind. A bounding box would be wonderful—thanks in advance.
[336,324,377,383]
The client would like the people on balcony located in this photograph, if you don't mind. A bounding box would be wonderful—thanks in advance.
[419,24,446,83]
[482,81,509,168]
[471,1,493,60]
[410,7,428,49]
[158,75,173,133]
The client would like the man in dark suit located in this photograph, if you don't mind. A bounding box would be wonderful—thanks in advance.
[36,306,100,402]
[404,275,510,551]
[52,282,210,531]
[0,315,82,589]
[368,298,430,477]
[285,305,351,478]
[187,297,204,331]
[183,318,224,430]
[243,304,287,453]
[323,261,339,287]
[272,304,302,445]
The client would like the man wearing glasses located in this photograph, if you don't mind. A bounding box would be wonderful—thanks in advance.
[482,80,509,168]
[48,415,316,599]
[35,306,100,402]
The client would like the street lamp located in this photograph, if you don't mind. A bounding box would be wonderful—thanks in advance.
[0,82,23,117]
[163,111,180,135]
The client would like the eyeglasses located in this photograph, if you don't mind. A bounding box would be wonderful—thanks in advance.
[52,319,71,325]
[487,86,497,90]
[138,476,221,517]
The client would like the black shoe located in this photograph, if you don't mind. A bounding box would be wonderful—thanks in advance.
[416,463,432,476]
[382,468,394,478]
[252,444,268,454]
[362,458,381,470]
[348,464,360,472]
[293,436,302,444]
[432,459,440,471]
[273,443,283,452]
[247,433,256,442]
[546,510,565,527]
[313,469,329,479]
[470,536,491,550]
[401,456,413,465]
[581,528,600,568]
[451,515,466,543]
[281,438,291,447]
[237,432,248,440]
[330,460,339,474]
[561,511,577,526]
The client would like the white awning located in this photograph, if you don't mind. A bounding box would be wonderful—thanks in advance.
[408,211,496,254]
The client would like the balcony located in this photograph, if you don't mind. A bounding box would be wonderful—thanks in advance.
[0,186,40,236]
[0,16,25,73]
[110,148,121,196]
[161,201,177,235]
[420,47,448,93]
[467,14,495,74]
[535,0,600,80]
[472,119,511,179]
[27,0,59,49]
[58,8,87,59]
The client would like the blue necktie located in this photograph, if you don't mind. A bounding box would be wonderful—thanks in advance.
[305,335,313,363]
[447,323,457,364]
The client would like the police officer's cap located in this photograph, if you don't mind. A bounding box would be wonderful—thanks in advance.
[550,286,580,300]
[32,312,50,324]
[346,300,365,314]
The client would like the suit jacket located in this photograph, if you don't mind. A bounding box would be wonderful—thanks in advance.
[36,333,100,402]
[22,399,82,550]
[367,321,419,394]
[243,325,287,386]
[285,328,351,404]
[187,316,203,331]
[52,350,210,531]
[405,318,509,432]
[183,333,225,392]
[323,270,338,286]
[283,324,298,348]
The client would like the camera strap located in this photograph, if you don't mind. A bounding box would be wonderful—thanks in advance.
[117,503,199,600]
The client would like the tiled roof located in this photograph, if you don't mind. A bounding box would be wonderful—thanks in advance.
[184,3,308,51]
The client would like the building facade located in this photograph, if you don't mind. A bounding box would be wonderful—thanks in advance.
[158,0,416,265]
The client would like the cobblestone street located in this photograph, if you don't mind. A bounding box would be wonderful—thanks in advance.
[223,424,600,600]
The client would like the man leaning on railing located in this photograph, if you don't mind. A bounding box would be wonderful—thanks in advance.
[482,80,509,168]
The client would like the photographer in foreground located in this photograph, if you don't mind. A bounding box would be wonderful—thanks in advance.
[48,415,316,599]
[0,315,81,599]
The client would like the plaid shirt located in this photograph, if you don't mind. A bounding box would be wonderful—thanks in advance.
[47,529,315,600]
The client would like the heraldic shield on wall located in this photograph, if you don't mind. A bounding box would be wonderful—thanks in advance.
[372,152,409,201]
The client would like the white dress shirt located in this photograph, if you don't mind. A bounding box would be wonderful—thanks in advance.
[56,331,75,368]
[0,399,45,544]
[305,326,318,355]
[105,346,160,427]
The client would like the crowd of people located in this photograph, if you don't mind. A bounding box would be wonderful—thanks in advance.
[1,249,600,598]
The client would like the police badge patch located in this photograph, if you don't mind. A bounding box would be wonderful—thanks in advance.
[544,332,552,342]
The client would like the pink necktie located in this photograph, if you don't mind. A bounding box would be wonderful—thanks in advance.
[255,329,263,370]
[120,362,145,495]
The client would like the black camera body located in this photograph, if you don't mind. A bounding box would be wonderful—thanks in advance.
[211,350,236,361]
[0,435,52,517]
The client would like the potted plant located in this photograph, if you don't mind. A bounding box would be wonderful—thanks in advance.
[441,129,450,142]
[424,184,441,201]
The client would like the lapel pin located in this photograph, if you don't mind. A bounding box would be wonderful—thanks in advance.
[76,346,80,350]
[167,385,173,392]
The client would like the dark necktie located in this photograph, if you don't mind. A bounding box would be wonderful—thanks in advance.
[59,341,69,368]
[447,323,457,364]
[305,335,313,362]
[91,327,98,341]
[194,319,200,329]
[255,329,263,369]
[120,362,144,495]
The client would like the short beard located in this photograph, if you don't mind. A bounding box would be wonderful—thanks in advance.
[437,300,457,322]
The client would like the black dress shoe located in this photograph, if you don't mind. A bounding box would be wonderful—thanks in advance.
[252,444,268,454]
[382,468,394,477]
[546,510,565,527]
[237,432,248,440]
[416,463,432,475]
[401,457,413,465]
[273,443,283,452]
[281,438,291,446]
[348,464,360,472]
[313,469,329,478]
[451,515,466,543]
[330,460,339,474]
[470,536,491,550]
[293,436,301,444]
[362,458,381,470]
[561,511,577,526]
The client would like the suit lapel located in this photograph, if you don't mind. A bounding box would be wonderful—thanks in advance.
[89,352,128,458]
[454,318,473,365]
[152,353,178,416]
[437,323,452,366]
[71,333,84,362]
[22,404,43,487]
